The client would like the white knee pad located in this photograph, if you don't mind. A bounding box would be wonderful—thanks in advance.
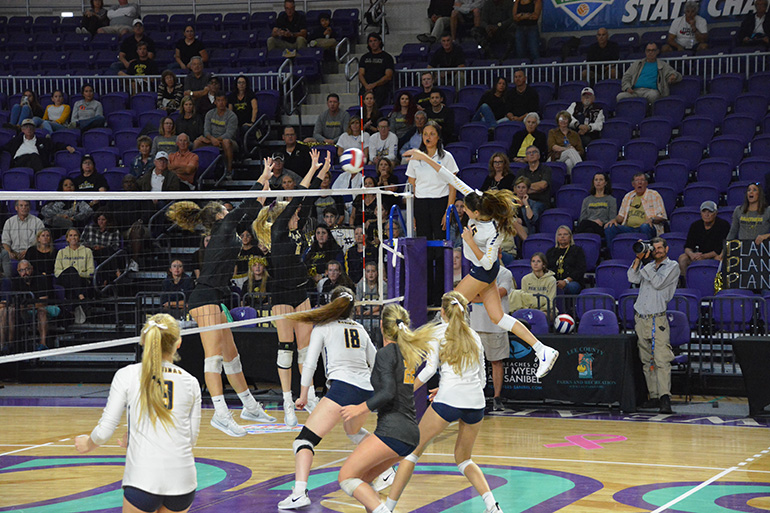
[292,438,316,455]
[405,453,420,464]
[496,314,517,332]
[339,477,364,496]
[297,346,308,365]
[458,459,474,475]
[277,349,293,369]
[346,428,370,445]
[222,354,242,375]
[204,355,223,374]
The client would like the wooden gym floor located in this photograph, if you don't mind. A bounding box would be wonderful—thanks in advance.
[1,388,769,513]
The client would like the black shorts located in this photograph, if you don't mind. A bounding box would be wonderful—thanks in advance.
[123,486,195,512]
[271,286,308,309]
[187,285,224,311]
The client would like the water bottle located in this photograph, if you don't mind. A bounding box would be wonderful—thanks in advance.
[563,136,569,148]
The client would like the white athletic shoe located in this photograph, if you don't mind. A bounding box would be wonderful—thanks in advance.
[372,465,397,492]
[484,502,503,513]
[304,395,319,414]
[535,346,559,379]
[240,403,276,423]
[284,401,298,427]
[211,411,247,437]
[278,488,311,509]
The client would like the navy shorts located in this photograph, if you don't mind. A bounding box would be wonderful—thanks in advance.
[324,380,373,407]
[432,401,485,425]
[124,486,195,512]
[271,286,309,309]
[377,434,417,457]
[469,260,500,284]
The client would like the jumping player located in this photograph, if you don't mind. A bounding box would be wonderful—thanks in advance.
[337,303,436,513]
[253,149,330,426]
[75,314,201,513]
[386,291,503,513]
[404,145,559,379]
[166,164,275,437]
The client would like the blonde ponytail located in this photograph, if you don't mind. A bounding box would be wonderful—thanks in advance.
[167,201,225,234]
[381,304,435,371]
[288,286,355,324]
[252,201,289,252]
[440,291,479,375]
[139,314,181,427]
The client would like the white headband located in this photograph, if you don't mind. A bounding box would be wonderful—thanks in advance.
[450,297,464,310]
[339,292,354,301]
[396,319,408,331]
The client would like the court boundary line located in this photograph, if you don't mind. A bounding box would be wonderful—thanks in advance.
[649,446,770,512]
[4,443,770,476]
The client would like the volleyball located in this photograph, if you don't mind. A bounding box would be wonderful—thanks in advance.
[554,313,575,334]
[340,147,365,174]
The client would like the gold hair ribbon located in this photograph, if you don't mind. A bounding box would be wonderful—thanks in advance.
[142,320,168,334]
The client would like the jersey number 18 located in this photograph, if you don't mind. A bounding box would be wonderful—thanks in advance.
[344,328,361,348]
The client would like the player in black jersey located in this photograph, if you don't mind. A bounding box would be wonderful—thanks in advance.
[167,164,275,437]
[253,149,331,427]
[337,303,436,513]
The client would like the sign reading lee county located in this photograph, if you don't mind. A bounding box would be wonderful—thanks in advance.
[543,0,754,33]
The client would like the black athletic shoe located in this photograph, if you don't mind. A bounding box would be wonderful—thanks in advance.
[659,394,673,414]
[640,398,660,409]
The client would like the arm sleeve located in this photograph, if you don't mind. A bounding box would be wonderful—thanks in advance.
[90,368,128,445]
[566,103,577,128]
[475,338,486,386]
[1,252,11,278]
[578,197,590,222]
[365,346,398,411]
[313,112,326,142]
[224,113,238,140]
[640,261,680,289]
[189,379,202,447]
[437,165,473,195]
[70,103,81,123]
[387,134,398,160]
[300,327,325,388]
[416,339,440,384]
[726,207,740,240]
[617,192,630,221]
[590,109,605,132]
[627,264,642,284]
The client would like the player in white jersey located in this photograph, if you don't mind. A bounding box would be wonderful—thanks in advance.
[277,286,379,509]
[404,146,559,379]
[386,291,503,513]
[75,314,201,513]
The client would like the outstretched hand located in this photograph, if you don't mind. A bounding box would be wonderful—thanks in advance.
[309,148,322,173]
[260,157,274,182]
[318,151,332,180]
[403,149,428,162]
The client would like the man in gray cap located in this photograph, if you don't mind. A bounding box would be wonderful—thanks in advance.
[1,118,75,172]
[678,200,730,283]
[267,152,301,190]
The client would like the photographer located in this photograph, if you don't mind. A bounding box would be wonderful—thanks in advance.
[627,237,679,414]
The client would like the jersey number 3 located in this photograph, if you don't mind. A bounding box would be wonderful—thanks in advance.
[344,328,361,348]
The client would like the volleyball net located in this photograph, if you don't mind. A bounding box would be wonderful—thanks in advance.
[0,183,413,366]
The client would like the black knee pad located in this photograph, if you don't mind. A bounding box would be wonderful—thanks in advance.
[293,426,323,455]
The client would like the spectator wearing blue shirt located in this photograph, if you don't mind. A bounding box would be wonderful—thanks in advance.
[616,43,682,105]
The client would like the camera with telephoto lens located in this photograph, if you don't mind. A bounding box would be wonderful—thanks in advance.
[633,240,653,255]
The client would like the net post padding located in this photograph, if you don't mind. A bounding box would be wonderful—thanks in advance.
[400,237,428,328]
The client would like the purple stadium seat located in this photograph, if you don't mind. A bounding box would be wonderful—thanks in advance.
[708,73,744,105]
[2,169,32,190]
[623,138,658,172]
[694,95,729,127]
[639,116,673,150]
[459,122,489,150]
[733,93,768,124]
[721,114,758,145]
[576,292,616,319]
[683,182,719,207]
[457,165,487,191]
[610,160,643,187]
[512,308,550,335]
[647,182,677,214]
[738,157,770,186]
[477,142,508,165]
[614,97,647,129]
[445,142,472,169]
[669,289,701,328]
[601,119,633,147]
[668,137,705,171]
[708,135,746,168]
[555,184,589,221]
[661,231,686,261]
[670,75,703,108]
[652,96,686,127]
[685,260,719,299]
[35,168,65,191]
[593,79,621,112]
[538,208,573,233]
[456,85,487,112]
[449,104,472,129]
[573,233,601,272]
[577,309,619,335]
[585,139,620,167]
[595,260,630,298]
[557,80,589,101]
[494,122,524,146]
[695,158,733,192]
[522,233,555,261]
